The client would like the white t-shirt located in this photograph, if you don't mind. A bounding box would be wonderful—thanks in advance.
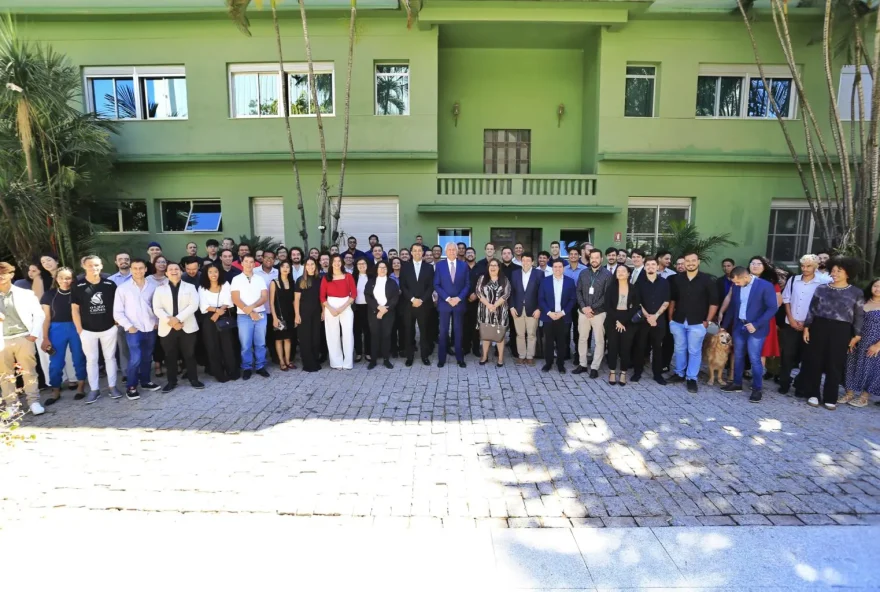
[230,273,268,315]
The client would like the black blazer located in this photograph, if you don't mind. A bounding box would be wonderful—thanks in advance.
[399,260,435,306]
[604,280,641,328]
[364,276,400,315]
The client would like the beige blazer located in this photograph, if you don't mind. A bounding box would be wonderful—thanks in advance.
[152,281,200,337]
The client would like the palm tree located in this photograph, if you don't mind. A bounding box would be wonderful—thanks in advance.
[376,74,408,115]
[0,15,38,183]
[658,222,736,264]
[331,0,356,245]
[226,0,310,251]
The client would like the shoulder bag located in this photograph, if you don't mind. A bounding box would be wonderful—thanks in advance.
[273,279,287,331]
[212,290,237,332]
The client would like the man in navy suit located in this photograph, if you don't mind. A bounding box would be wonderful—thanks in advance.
[510,252,542,365]
[538,260,577,373]
[721,266,779,403]
[433,242,469,368]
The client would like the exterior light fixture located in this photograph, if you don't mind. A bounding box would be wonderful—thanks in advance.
[557,103,565,127]
[452,101,460,127]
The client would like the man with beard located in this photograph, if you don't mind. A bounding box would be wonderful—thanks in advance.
[464,247,481,357]
[109,251,133,381]
[573,248,612,378]
[346,236,367,260]
[290,247,305,281]
[217,249,241,281]
[512,243,524,266]
[499,246,519,357]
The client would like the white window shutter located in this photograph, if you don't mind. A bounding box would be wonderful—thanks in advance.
[252,197,285,243]
[337,197,399,251]
[838,65,873,121]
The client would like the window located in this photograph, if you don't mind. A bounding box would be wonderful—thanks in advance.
[626,198,691,252]
[92,200,148,233]
[161,200,222,233]
[838,65,873,121]
[229,63,335,118]
[484,129,530,174]
[376,64,410,115]
[766,200,839,263]
[560,229,594,253]
[84,67,187,120]
[695,66,795,119]
[624,65,656,117]
[438,228,471,248]
[252,197,284,243]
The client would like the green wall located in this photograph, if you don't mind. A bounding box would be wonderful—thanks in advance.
[437,48,585,174]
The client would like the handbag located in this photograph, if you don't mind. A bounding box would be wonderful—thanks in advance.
[212,291,237,332]
[479,322,506,343]
[273,279,287,331]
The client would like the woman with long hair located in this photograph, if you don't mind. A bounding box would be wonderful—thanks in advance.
[295,258,323,372]
[40,267,87,403]
[352,258,372,363]
[198,265,239,382]
[148,255,169,376]
[320,254,356,370]
[270,260,296,370]
[801,257,865,410]
[605,265,639,386]
[365,261,400,369]
[476,259,511,367]
[841,277,880,408]
[309,248,320,262]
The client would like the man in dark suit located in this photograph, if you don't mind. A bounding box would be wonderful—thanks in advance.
[433,242,469,368]
[538,260,576,373]
[510,252,542,365]
[400,243,435,367]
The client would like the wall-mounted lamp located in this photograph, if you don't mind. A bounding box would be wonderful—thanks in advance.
[452,101,461,127]
[557,103,565,127]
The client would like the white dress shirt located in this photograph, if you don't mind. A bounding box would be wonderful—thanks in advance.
[659,268,676,279]
[290,264,304,282]
[112,279,158,332]
[521,268,532,291]
[356,274,368,304]
[413,260,422,281]
[198,284,233,314]
[782,273,832,324]
[552,276,565,314]
[254,266,278,285]
[374,276,388,306]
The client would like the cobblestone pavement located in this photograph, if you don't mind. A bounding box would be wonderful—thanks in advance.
[3,360,880,528]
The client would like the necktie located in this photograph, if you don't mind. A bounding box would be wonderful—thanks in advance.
[450,261,456,279]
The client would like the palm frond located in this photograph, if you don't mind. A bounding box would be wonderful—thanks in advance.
[226,0,254,36]
[658,222,737,265]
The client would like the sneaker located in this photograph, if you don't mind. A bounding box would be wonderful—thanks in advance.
[807,397,820,407]
[654,375,667,386]
[686,380,698,394]
[721,383,743,393]
[572,366,587,375]
[749,389,763,403]
[141,382,162,392]
[242,370,252,381]
[824,403,837,411]
[161,383,177,394]
[85,390,100,404]
[668,374,686,384]
[29,401,45,416]
[256,367,270,378]
[126,387,140,400]
[108,387,123,400]
[190,380,206,390]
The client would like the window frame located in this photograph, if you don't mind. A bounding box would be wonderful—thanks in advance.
[483,129,531,175]
[695,65,797,120]
[159,199,223,234]
[437,227,472,249]
[838,65,873,121]
[93,200,149,234]
[624,64,657,118]
[228,62,336,119]
[83,66,187,121]
[375,63,410,116]
[626,198,692,251]
[765,199,837,264]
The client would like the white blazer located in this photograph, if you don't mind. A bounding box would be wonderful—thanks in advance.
[152,281,200,337]
[0,285,45,351]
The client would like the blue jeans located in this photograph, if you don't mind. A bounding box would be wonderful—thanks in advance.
[669,320,707,380]
[126,330,157,387]
[733,326,767,390]
[237,314,267,371]
[47,322,86,387]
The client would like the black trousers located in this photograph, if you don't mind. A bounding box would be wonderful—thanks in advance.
[353,303,371,357]
[779,323,806,390]
[160,330,198,385]
[569,304,580,358]
[634,320,666,378]
[463,299,480,355]
[662,330,674,370]
[799,317,850,405]
[606,322,635,372]
[405,303,433,361]
[368,310,395,361]
[391,306,405,355]
[544,319,571,369]
[265,313,279,363]
[299,312,322,372]
[201,316,238,381]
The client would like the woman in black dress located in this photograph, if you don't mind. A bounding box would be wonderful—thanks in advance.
[365,261,400,369]
[604,265,640,386]
[295,258,323,372]
[198,265,239,382]
[271,260,297,371]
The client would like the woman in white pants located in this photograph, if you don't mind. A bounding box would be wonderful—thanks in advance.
[319,254,356,370]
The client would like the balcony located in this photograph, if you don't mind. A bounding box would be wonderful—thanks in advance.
[437,174,598,198]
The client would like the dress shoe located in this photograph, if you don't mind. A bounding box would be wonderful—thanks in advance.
[437,362,445,368]
[458,361,466,369]
[572,366,587,375]
[405,359,414,367]
[589,369,599,379]
[384,360,394,369]
[256,367,270,378]
[422,357,431,366]
[654,375,667,385]
[557,366,566,374]
[541,363,552,372]
[631,373,641,383]
[686,379,698,393]
[749,389,763,403]
[368,361,377,370]
[668,374,685,384]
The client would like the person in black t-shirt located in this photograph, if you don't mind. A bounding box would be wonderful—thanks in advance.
[40,267,87,403]
[72,255,122,404]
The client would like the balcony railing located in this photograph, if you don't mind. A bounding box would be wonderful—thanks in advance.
[437,174,598,198]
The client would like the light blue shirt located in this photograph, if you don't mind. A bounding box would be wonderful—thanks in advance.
[109,271,133,286]
[112,279,158,332]
[563,264,585,284]
[552,276,565,314]
[738,275,756,320]
[290,264,304,282]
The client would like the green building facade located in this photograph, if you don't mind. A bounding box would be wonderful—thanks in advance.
[7,0,858,267]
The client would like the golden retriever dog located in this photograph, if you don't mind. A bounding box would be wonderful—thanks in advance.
[704,329,733,386]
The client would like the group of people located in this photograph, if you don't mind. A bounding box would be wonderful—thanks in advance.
[1,232,877,416]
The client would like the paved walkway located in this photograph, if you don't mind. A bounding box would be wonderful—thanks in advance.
[3,361,879,527]
[2,510,878,590]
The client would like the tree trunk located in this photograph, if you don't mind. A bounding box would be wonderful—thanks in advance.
[298,0,330,248]
[15,99,34,184]
[271,2,310,252]
[331,0,356,245]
